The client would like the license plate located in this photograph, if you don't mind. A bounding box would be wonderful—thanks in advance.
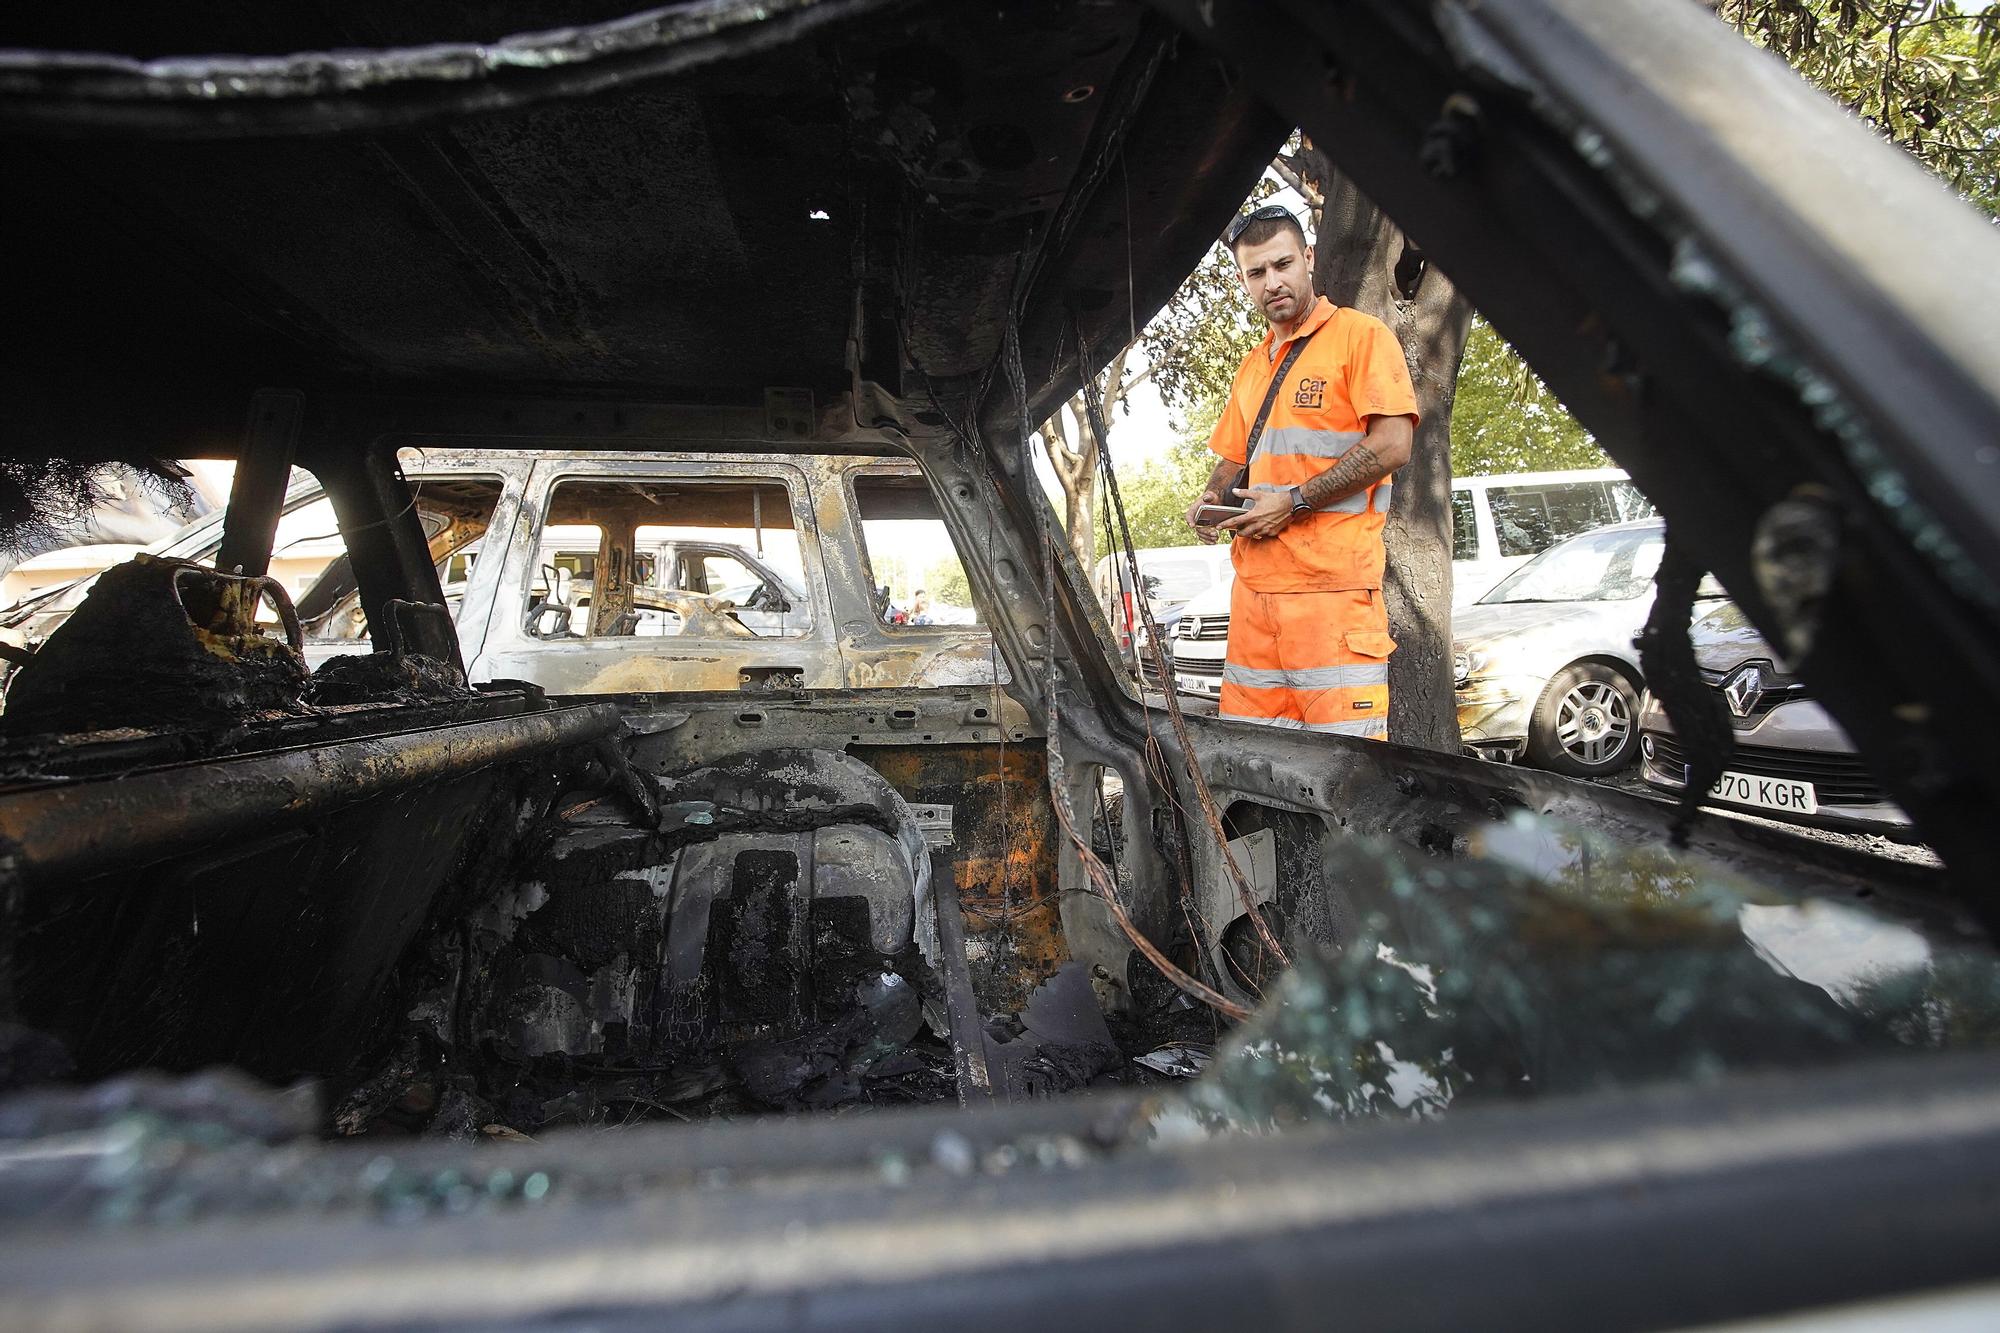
[1704,768,1818,815]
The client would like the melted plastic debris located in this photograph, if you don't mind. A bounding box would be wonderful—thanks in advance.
[0,458,193,559]
[307,648,472,706]
[1176,812,2000,1132]
[733,969,930,1108]
[315,746,973,1134]
[2,554,309,736]
[1132,1044,1212,1078]
[981,962,1121,1097]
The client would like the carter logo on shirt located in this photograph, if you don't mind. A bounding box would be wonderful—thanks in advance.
[1292,377,1326,409]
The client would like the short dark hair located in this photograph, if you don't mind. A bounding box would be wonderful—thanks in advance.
[1226,204,1308,255]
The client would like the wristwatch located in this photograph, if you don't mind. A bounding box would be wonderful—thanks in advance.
[1286,485,1312,516]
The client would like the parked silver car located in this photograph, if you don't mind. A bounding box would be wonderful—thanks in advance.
[1638,601,1910,835]
[1453,519,1708,776]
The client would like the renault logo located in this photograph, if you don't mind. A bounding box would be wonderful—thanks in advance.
[1722,663,1765,719]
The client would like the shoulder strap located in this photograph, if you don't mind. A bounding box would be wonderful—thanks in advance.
[1244,330,1316,469]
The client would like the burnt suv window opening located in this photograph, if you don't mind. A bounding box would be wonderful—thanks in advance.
[854,474,985,628]
[528,478,810,642]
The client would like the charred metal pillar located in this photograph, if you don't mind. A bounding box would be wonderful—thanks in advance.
[214,388,302,578]
[317,446,463,667]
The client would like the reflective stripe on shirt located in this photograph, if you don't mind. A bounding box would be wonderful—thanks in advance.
[1258,426,1366,460]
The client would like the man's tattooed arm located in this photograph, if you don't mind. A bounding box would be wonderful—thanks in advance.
[1298,442,1388,509]
[1219,414,1416,540]
[1297,414,1415,511]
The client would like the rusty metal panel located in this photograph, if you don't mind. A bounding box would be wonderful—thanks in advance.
[858,742,1063,1013]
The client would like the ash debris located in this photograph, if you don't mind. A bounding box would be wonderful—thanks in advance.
[330,746,960,1136]
[328,744,1203,1138]
[0,550,474,740]
[308,645,472,706]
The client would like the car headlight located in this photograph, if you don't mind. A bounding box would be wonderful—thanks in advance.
[1452,647,1488,688]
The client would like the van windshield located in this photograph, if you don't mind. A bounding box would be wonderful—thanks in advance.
[1488,479,1655,558]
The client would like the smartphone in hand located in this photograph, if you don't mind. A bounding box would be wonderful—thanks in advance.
[1192,502,1249,525]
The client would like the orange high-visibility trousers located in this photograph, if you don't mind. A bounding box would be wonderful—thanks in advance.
[1217,584,1394,738]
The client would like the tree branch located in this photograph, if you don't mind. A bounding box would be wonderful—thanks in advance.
[1270,153,1324,210]
[1098,344,1135,414]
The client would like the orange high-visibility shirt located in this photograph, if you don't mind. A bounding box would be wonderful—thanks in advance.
[1208,299,1419,593]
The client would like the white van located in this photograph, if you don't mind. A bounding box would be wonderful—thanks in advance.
[1092,544,1233,660]
[1164,467,1653,700]
[1450,467,1654,608]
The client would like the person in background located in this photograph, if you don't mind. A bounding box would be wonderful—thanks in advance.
[1184,204,1418,739]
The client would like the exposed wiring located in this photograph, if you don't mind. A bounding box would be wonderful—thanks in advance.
[272,450,430,553]
[1002,308,1247,1022]
[1077,314,1292,974]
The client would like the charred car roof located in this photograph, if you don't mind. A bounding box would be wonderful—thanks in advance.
[0,1,1278,431]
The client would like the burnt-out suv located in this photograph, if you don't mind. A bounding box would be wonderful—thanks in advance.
[3,2,2000,1328]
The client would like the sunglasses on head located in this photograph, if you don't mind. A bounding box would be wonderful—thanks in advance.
[1226,203,1298,245]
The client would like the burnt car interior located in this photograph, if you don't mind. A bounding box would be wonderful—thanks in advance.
[3,1,2000,1328]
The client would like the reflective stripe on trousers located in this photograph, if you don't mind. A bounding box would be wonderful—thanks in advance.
[1217,584,1394,739]
[1236,714,1388,738]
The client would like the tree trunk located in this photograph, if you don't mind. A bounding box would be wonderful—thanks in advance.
[1040,400,1100,573]
[1061,419,1098,573]
[1301,150,1471,753]
[1042,344,1132,575]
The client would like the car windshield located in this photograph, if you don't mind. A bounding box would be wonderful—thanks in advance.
[1479,525,1663,605]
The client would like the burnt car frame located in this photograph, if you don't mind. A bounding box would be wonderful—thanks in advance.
[2,0,2000,1328]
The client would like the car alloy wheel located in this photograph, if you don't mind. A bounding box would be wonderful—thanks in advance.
[1557,679,1631,765]
[1527,662,1641,777]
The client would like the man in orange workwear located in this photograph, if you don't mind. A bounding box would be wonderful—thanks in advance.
[1184,204,1418,739]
